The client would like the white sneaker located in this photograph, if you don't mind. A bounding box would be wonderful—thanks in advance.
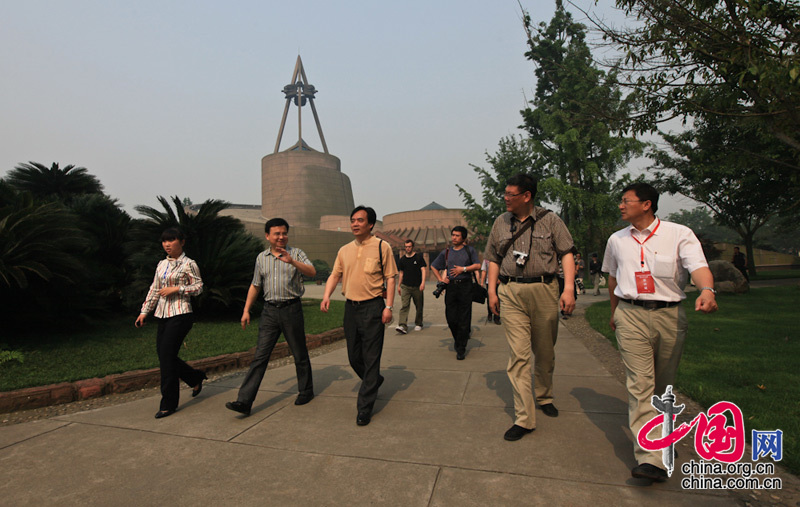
[395,325,408,334]
[414,326,422,331]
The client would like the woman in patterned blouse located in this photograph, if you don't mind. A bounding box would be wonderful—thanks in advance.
[135,227,206,419]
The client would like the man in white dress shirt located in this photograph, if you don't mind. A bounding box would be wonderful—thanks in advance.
[602,182,718,482]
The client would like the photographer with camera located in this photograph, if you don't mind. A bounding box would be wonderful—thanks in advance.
[430,226,480,361]
[485,174,576,442]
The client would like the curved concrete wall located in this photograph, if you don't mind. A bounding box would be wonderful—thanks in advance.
[382,209,466,231]
[261,150,355,228]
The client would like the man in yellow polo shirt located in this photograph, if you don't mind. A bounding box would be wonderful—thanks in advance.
[321,206,397,426]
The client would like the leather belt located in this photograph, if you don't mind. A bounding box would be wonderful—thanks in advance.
[620,298,680,310]
[499,274,554,284]
[265,298,301,308]
[346,296,383,305]
[450,278,470,284]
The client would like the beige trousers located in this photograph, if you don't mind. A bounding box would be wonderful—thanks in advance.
[498,279,560,429]
[614,301,687,467]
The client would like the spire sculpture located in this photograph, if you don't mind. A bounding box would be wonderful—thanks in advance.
[261,56,354,228]
[274,55,328,154]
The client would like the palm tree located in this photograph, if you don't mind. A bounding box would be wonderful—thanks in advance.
[70,193,132,311]
[0,181,95,329]
[4,162,104,203]
[0,182,86,289]
[127,196,263,315]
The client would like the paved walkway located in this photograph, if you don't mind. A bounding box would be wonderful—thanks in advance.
[0,284,782,505]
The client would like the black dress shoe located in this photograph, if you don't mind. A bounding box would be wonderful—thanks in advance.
[295,393,314,406]
[356,412,371,426]
[225,401,251,416]
[504,424,534,441]
[540,403,559,417]
[154,409,175,419]
[192,372,208,397]
[456,350,465,360]
[631,463,668,482]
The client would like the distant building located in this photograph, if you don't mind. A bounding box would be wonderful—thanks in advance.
[220,57,470,272]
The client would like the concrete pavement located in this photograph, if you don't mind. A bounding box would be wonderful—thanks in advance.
[0,284,743,505]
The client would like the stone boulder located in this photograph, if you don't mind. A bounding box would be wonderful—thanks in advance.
[708,260,749,293]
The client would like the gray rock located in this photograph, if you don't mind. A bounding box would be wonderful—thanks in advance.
[708,260,749,293]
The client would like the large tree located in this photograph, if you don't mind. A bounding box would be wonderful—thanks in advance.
[590,0,800,159]
[460,2,643,257]
[458,135,543,249]
[5,162,104,203]
[519,0,644,256]
[650,115,796,275]
[665,207,738,244]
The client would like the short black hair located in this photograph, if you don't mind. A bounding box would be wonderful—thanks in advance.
[404,239,414,247]
[265,217,289,234]
[350,205,377,226]
[506,174,538,200]
[451,226,468,240]
[160,226,185,242]
[622,182,659,213]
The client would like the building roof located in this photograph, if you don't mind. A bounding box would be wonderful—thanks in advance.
[419,201,447,211]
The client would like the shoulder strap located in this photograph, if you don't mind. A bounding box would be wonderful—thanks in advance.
[498,219,534,259]
[378,239,383,272]
[466,246,480,284]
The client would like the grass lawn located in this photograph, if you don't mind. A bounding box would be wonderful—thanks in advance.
[585,286,800,475]
[0,299,344,392]
[750,269,800,281]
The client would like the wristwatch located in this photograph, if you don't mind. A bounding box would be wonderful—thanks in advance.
[386,306,393,310]
[700,287,717,294]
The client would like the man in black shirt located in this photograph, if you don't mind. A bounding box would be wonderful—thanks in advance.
[430,226,480,360]
[395,239,427,334]
[589,253,602,296]
[732,247,749,281]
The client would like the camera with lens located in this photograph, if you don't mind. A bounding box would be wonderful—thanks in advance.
[512,250,529,267]
[432,281,447,298]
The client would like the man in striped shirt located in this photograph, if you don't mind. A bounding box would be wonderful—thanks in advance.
[225,218,317,416]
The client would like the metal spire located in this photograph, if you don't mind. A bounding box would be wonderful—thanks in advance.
[273,55,329,154]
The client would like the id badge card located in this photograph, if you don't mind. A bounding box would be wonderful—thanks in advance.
[635,271,656,294]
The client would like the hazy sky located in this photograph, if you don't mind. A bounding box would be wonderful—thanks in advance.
[0,0,694,219]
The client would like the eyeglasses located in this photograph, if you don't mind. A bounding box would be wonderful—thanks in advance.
[504,191,527,198]
[620,199,643,205]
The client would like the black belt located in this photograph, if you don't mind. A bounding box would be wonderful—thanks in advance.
[265,298,301,308]
[450,278,471,284]
[346,296,383,305]
[620,298,680,310]
[499,274,554,284]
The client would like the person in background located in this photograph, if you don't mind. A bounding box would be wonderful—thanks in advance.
[395,239,426,334]
[430,226,481,360]
[732,246,749,281]
[574,252,586,295]
[589,253,603,296]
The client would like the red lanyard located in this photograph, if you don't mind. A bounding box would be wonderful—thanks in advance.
[630,219,660,270]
